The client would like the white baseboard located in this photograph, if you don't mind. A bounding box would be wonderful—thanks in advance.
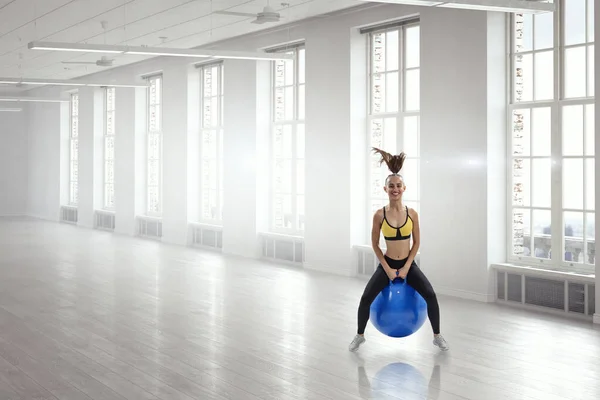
[594,314,600,325]
[435,286,495,303]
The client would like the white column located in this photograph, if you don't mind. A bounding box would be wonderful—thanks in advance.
[114,87,138,236]
[222,59,270,258]
[420,9,504,302]
[594,0,599,324]
[303,24,354,275]
[77,87,95,228]
[161,64,191,245]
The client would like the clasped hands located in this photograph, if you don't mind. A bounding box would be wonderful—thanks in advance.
[385,264,409,281]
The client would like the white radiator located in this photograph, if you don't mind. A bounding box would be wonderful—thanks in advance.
[94,210,115,231]
[260,233,304,265]
[59,206,78,224]
[189,223,223,250]
[137,216,162,240]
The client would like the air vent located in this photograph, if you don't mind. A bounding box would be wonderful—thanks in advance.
[60,206,78,224]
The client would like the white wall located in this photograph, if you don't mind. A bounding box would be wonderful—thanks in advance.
[0,107,27,216]
[22,3,596,308]
[594,0,599,324]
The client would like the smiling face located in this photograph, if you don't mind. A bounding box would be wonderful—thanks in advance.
[384,175,405,200]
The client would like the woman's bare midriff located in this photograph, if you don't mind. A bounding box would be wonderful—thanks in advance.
[384,239,411,260]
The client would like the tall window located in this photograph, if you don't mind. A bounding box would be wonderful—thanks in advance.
[69,92,79,205]
[103,87,116,210]
[509,1,595,273]
[199,62,224,223]
[146,75,163,216]
[270,44,305,233]
[367,22,421,233]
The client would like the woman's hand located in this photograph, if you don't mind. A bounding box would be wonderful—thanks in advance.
[397,266,409,280]
[384,267,399,282]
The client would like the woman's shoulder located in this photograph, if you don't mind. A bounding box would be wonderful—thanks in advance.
[407,206,419,219]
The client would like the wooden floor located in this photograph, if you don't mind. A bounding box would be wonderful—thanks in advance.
[0,218,599,400]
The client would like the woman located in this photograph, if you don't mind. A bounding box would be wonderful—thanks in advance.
[349,148,449,352]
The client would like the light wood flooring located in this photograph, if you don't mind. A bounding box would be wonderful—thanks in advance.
[0,217,599,400]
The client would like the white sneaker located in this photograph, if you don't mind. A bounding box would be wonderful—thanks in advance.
[348,334,366,352]
[433,335,449,351]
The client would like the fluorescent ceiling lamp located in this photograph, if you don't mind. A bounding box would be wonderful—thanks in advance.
[29,41,294,61]
[0,77,147,88]
[0,107,22,112]
[359,0,555,13]
[0,96,68,103]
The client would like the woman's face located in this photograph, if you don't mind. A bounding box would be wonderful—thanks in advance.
[384,175,405,200]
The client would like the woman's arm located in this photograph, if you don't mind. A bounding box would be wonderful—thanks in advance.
[402,208,420,273]
[371,210,396,280]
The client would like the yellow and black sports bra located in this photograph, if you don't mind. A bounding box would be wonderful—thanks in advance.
[381,205,413,241]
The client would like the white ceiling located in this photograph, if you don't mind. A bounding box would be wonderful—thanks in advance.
[0,0,363,93]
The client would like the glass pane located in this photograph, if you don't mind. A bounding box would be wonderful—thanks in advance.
[383,118,397,151]
[565,0,587,46]
[105,136,115,160]
[298,48,305,84]
[514,14,533,53]
[370,119,383,149]
[586,212,595,264]
[372,73,385,114]
[585,158,595,210]
[297,159,304,195]
[588,45,594,97]
[386,71,398,113]
[273,125,293,158]
[285,87,294,120]
[203,68,213,97]
[274,87,284,121]
[105,183,114,209]
[514,53,533,102]
[297,124,305,159]
[534,51,553,100]
[564,46,587,98]
[70,182,78,205]
[148,160,160,186]
[588,0,594,42]
[148,134,161,160]
[386,30,399,71]
[70,160,78,182]
[275,59,285,87]
[564,211,584,262]
[70,138,79,161]
[531,107,550,156]
[298,84,305,120]
[531,158,550,208]
[273,194,292,229]
[284,59,294,86]
[274,159,292,194]
[402,158,418,201]
[512,109,530,156]
[403,116,419,156]
[563,158,584,209]
[532,209,551,259]
[71,116,78,138]
[148,186,159,214]
[372,32,385,74]
[512,158,530,207]
[405,26,420,68]
[534,11,553,50]
[512,208,530,256]
[405,69,419,111]
[562,105,584,156]
[585,104,595,155]
[71,94,79,116]
[297,195,305,231]
[106,111,115,135]
[149,105,158,132]
[105,160,114,184]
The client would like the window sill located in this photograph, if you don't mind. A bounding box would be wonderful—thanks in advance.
[491,262,595,283]
[258,231,304,241]
[189,221,223,230]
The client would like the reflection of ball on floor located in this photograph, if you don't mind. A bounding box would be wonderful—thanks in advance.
[370,280,428,337]
[372,362,428,396]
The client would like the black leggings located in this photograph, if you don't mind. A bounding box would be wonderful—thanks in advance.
[357,256,440,335]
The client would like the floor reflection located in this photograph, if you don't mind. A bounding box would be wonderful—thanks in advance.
[354,354,442,400]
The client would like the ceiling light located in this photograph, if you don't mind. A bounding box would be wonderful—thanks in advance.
[359,0,555,13]
[0,107,22,112]
[28,41,294,61]
[0,77,148,88]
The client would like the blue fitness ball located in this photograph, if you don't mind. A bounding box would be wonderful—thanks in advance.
[369,279,428,338]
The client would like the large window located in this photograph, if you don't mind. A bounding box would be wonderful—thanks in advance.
[103,87,115,210]
[146,75,163,216]
[69,92,79,205]
[509,1,595,273]
[199,62,224,223]
[367,22,421,233]
[270,44,305,234]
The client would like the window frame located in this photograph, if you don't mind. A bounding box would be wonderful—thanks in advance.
[198,61,225,225]
[268,43,305,235]
[365,21,421,244]
[506,1,595,275]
